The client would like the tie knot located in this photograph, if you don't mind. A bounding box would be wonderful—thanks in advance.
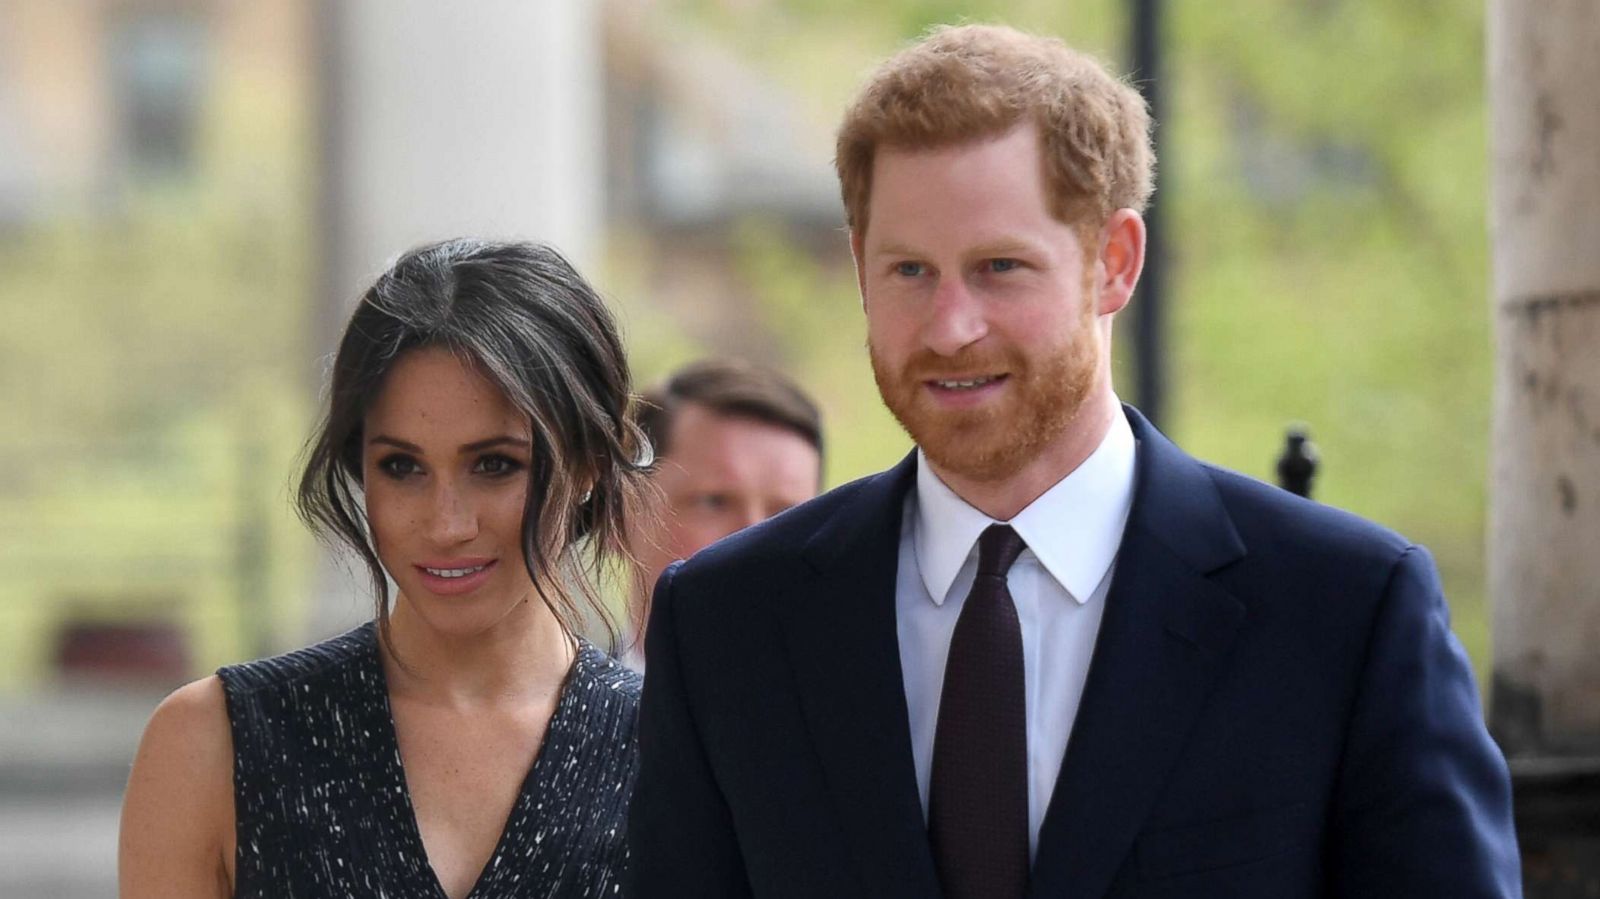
[976,525,1026,578]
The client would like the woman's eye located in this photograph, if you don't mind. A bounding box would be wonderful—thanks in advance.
[377,455,420,478]
[474,454,524,477]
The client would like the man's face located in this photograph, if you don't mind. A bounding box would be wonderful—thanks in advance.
[637,402,822,595]
[856,122,1108,484]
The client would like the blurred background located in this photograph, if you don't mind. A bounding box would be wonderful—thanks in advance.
[0,0,1493,894]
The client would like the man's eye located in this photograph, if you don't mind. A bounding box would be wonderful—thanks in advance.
[693,494,731,512]
[987,258,1021,273]
[377,455,420,478]
[474,454,523,477]
[894,261,926,277]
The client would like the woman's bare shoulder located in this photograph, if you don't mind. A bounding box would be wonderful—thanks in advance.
[154,674,229,722]
[119,676,235,899]
[138,676,233,773]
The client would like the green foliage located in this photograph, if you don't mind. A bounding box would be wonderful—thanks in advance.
[0,31,323,690]
[1165,1,1491,674]
[0,194,316,690]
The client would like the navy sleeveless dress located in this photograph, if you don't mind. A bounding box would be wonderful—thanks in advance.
[216,622,640,898]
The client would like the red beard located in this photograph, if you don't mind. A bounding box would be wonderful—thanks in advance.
[869,315,1099,484]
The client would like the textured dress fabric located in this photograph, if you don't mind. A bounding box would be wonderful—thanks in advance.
[217,622,641,899]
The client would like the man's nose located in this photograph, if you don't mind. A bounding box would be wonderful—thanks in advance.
[922,276,988,356]
[735,502,766,532]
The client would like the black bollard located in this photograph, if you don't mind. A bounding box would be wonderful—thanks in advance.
[1276,425,1319,499]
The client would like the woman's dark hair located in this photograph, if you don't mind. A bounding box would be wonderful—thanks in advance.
[297,238,650,650]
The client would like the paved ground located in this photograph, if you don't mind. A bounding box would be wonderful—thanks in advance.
[0,793,121,898]
[0,686,160,899]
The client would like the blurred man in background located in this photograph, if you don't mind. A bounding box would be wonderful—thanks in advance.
[626,359,823,663]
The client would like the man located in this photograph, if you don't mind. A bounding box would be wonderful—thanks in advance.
[629,24,1519,899]
[627,358,824,657]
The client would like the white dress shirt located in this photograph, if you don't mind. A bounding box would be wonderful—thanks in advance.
[895,408,1137,858]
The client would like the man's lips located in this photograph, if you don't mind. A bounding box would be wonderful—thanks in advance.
[921,373,1010,407]
[922,373,1009,390]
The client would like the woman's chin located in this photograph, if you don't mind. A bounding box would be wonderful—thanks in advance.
[393,588,529,637]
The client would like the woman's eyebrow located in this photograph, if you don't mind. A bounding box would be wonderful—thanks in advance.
[367,434,530,454]
[368,435,421,452]
[460,435,531,453]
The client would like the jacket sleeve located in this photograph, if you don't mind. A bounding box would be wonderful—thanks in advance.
[1328,545,1522,896]
[627,561,754,898]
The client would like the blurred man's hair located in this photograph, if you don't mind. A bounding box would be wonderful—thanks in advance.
[638,359,824,467]
[835,23,1155,237]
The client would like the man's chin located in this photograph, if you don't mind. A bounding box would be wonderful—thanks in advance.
[903,414,1031,483]
[919,437,1032,483]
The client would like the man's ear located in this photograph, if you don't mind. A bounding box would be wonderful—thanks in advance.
[849,229,868,309]
[1096,208,1146,317]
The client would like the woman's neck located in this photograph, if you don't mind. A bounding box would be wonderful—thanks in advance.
[381,596,576,708]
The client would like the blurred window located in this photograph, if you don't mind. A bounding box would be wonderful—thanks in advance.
[0,92,29,227]
[641,97,721,225]
[1229,91,1376,205]
[108,11,208,178]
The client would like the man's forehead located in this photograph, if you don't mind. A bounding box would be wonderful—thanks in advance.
[868,234,1052,257]
[666,404,817,470]
[669,403,802,449]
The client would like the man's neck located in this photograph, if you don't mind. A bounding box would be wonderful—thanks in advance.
[927,389,1120,521]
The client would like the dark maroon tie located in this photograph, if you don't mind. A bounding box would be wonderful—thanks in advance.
[928,524,1030,899]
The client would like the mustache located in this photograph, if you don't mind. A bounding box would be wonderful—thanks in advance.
[892,348,1018,381]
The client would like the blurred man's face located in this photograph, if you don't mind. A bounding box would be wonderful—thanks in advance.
[636,402,821,599]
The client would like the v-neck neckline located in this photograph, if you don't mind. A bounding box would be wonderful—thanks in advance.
[364,625,595,899]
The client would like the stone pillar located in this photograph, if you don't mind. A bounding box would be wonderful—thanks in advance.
[309,0,603,636]
[1487,0,1600,891]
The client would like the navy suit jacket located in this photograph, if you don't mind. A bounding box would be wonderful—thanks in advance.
[628,407,1520,897]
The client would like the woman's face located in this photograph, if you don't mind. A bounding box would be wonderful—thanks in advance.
[362,346,538,637]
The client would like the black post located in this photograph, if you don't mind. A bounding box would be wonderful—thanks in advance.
[1129,0,1167,428]
[1275,425,1319,499]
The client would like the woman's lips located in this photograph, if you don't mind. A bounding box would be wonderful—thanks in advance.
[413,558,498,596]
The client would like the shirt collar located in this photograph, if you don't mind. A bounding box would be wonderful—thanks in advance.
[913,406,1137,606]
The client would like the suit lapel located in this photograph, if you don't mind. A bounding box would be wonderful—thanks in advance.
[777,453,943,898]
[1028,408,1248,899]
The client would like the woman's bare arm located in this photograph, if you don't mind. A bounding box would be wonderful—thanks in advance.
[119,676,235,899]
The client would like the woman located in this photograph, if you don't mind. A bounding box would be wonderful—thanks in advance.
[119,239,652,898]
